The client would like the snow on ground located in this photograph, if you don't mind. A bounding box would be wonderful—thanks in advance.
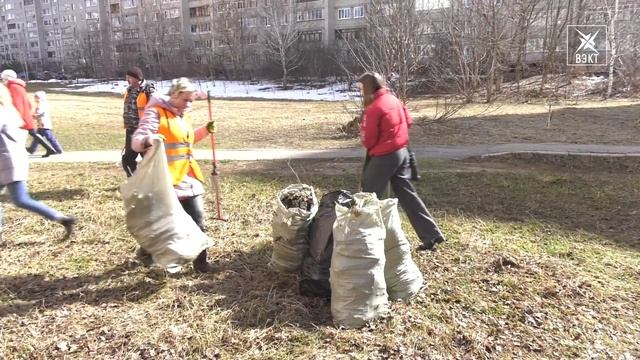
[48,79,360,101]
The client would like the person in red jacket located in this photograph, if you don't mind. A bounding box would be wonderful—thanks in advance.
[1,69,56,157]
[358,72,445,251]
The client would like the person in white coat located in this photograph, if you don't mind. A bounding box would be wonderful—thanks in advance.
[0,84,75,242]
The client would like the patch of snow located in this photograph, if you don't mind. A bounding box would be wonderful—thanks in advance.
[51,79,360,101]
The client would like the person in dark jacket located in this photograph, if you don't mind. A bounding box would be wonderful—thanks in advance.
[0,84,75,242]
[122,66,154,177]
[358,72,445,251]
[1,69,56,158]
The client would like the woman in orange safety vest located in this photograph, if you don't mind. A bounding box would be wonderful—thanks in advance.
[131,77,217,273]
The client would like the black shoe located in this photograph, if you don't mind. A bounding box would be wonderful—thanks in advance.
[26,147,35,154]
[42,151,54,158]
[59,216,76,239]
[135,247,154,267]
[418,235,445,251]
[193,250,219,274]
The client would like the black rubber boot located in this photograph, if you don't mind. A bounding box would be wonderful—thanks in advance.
[193,249,218,274]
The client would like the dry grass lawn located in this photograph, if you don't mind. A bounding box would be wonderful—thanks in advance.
[1,156,639,359]
[26,89,640,151]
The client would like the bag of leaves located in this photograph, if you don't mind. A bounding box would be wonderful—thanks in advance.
[299,190,354,298]
[331,192,389,329]
[120,139,213,273]
[270,183,318,273]
[380,198,424,300]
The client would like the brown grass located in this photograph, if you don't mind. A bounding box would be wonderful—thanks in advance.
[1,156,638,359]
[26,90,640,151]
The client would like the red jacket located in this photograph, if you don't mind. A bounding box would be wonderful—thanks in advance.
[5,79,34,130]
[360,88,413,156]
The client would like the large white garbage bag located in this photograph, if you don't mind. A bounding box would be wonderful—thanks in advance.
[270,184,318,273]
[119,139,213,273]
[380,198,424,300]
[331,192,389,329]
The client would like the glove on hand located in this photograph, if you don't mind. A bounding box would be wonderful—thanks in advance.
[206,121,216,134]
[145,133,165,147]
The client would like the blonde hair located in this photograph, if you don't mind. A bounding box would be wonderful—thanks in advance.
[168,77,195,97]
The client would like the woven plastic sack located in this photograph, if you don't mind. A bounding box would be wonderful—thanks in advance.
[380,198,424,300]
[120,139,213,273]
[331,192,389,328]
[270,184,318,273]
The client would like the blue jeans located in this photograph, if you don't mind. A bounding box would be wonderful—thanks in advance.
[0,181,64,233]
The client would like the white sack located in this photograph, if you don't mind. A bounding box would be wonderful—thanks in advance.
[120,139,213,273]
[380,198,424,300]
[270,184,318,273]
[331,192,389,329]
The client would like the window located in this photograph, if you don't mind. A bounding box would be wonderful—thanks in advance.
[299,30,322,42]
[189,5,211,18]
[242,17,257,27]
[164,8,180,18]
[244,34,257,45]
[297,8,323,21]
[194,39,212,49]
[5,3,14,9]
[335,28,362,41]
[86,11,99,20]
[24,0,34,6]
[123,14,138,24]
[247,0,257,7]
[338,8,350,20]
[353,6,364,18]
[236,1,244,9]
[42,8,51,15]
[124,29,139,39]
[7,23,17,30]
[47,51,55,58]
[190,23,211,33]
[30,41,38,47]
[85,0,97,6]
[122,0,136,9]
[43,19,52,25]
[110,3,120,13]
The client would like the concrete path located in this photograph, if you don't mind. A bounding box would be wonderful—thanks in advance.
[28,143,640,164]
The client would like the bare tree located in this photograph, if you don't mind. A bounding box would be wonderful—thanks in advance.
[603,0,620,98]
[509,0,543,92]
[539,0,573,91]
[338,0,427,102]
[260,0,300,88]
[212,1,250,79]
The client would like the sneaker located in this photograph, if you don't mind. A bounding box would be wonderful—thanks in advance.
[59,216,76,239]
[42,151,55,158]
[418,235,445,251]
[135,247,154,267]
[193,261,219,274]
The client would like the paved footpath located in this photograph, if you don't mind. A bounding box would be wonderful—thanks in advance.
[28,143,640,164]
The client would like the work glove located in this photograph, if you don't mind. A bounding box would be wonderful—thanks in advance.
[206,121,216,134]
[145,133,165,147]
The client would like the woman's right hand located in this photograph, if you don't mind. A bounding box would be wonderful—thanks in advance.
[145,134,165,147]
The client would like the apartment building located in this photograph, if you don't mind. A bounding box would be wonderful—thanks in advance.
[0,0,373,77]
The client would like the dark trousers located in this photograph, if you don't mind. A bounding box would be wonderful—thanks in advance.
[27,129,63,154]
[26,129,56,154]
[361,147,443,245]
[122,128,142,177]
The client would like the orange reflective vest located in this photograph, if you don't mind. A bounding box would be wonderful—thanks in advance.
[156,107,205,185]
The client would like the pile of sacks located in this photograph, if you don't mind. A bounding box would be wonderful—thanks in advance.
[270,184,423,329]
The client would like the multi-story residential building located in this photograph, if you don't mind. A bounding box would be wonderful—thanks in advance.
[0,0,372,78]
[1,0,636,79]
